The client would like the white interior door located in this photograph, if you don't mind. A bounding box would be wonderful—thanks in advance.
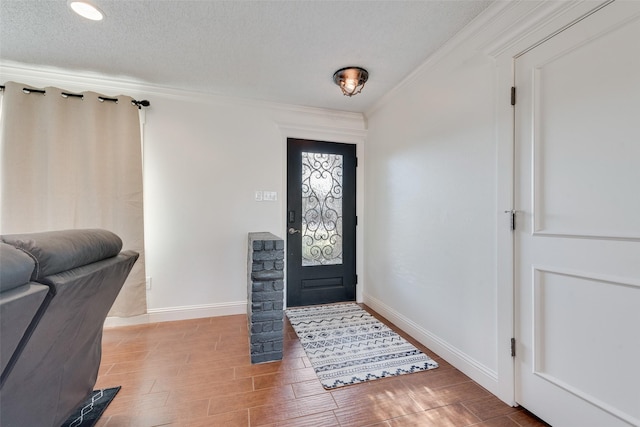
[514,1,640,426]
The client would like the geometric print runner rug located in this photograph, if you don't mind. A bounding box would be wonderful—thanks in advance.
[60,386,121,427]
[285,303,438,389]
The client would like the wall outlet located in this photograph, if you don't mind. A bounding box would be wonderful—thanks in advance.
[145,276,152,290]
[255,191,263,201]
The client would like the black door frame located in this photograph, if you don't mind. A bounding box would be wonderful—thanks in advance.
[286,138,357,307]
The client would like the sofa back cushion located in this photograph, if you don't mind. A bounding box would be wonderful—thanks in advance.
[2,229,123,281]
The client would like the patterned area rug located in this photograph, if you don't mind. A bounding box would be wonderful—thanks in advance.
[60,386,121,427]
[286,303,438,389]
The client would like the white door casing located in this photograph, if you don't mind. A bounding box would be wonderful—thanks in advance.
[514,1,640,426]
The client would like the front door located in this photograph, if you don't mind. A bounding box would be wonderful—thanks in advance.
[514,2,640,426]
[286,138,357,307]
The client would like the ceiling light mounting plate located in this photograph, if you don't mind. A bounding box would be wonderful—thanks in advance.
[333,67,369,97]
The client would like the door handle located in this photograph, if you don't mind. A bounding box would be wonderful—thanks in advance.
[288,228,301,235]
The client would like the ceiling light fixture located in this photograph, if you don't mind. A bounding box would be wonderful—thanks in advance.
[68,0,104,21]
[333,67,369,97]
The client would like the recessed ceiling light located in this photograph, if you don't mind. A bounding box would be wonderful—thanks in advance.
[68,0,104,21]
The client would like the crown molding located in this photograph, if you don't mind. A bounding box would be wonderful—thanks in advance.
[0,61,149,97]
[0,60,365,124]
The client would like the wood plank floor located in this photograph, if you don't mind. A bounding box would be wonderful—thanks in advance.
[94,305,549,427]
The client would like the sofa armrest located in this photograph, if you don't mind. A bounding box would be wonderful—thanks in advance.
[0,243,36,292]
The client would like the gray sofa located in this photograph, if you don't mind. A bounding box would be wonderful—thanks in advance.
[0,229,139,427]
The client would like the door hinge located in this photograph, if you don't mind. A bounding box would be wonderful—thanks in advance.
[355,275,358,285]
[355,216,358,226]
[511,338,516,357]
[510,86,516,106]
[355,157,359,168]
[504,210,516,231]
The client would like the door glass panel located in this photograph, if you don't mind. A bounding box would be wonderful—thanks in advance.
[301,152,343,266]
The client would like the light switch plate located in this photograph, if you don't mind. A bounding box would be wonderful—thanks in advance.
[263,191,277,201]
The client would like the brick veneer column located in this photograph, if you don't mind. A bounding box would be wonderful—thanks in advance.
[247,232,285,364]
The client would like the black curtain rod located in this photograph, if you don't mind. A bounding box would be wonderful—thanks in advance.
[0,85,150,109]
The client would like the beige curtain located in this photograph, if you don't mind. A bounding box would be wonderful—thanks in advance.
[0,81,146,317]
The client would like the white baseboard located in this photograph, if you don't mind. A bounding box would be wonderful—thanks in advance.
[104,301,247,328]
[363,294,500,397]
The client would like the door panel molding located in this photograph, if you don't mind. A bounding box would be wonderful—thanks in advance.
[532,371,639,427]
[531,267,640,427]
[530,231,640,242]
[529,13,640,240]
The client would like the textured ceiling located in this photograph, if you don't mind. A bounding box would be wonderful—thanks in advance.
[0,1,492,112]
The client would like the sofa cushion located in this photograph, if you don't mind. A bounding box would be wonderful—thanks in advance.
[0,242,36,292]
[2,229,123,281]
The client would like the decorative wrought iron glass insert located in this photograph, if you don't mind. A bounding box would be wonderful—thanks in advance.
[301,152,343,266]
